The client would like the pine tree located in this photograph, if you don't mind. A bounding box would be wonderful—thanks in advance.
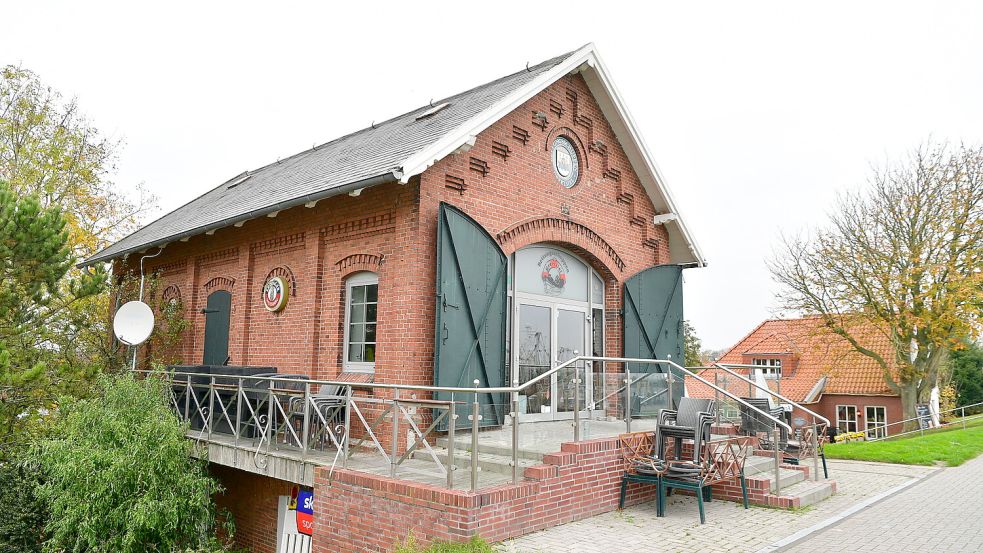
[0,180,105,449]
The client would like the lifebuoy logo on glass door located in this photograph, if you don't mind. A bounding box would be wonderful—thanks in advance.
[538,251,569,296]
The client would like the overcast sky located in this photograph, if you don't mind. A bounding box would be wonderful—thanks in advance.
[4,1,982,350]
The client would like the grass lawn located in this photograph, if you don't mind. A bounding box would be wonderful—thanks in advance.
[825,420,983,466]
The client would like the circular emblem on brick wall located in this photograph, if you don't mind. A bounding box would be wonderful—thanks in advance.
[262,276,289,312]
[551,136,580,188]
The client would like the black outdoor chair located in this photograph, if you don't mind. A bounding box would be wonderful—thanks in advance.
[740,397,788,450]
[656,398,716,463]
[263,375,310,447]
[287,383,352,450]
[783,422,830,479]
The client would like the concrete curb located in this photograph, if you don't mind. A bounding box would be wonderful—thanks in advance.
[754,466,944,553]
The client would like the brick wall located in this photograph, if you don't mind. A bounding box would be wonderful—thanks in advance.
[312,437,660,553]
[310,435,808,553]
[211,464,295,553]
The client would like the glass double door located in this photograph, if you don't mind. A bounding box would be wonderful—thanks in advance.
[514,299,590,421]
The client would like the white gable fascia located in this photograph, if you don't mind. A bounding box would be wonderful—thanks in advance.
[396,43,596,183]
[396,43,707,267]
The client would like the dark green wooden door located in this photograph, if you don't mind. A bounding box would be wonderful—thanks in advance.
[202,290,232,365]
[434,203,507,429]
[623,264,684,413]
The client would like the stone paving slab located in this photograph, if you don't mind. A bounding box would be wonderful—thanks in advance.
[498,460,935,553]
[784,454,983,553]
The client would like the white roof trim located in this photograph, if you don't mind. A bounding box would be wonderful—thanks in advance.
[396,43,707,266]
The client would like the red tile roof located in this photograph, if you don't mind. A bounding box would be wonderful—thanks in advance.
[687,316,898,403]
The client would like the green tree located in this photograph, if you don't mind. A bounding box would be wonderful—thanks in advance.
[950,341,983,412]
[37,374,221,553]
[682,320,703,367]
[0,455,48,553]
[0,180,105,449]
[771,143,983,426]
[0,65,153,258]
[0,65,157,391]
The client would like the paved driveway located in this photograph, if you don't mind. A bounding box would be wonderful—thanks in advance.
[785,454,983,553]
[498,460,937,553]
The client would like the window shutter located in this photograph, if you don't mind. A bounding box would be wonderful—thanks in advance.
[433,203,508,429]
[623,264,684,411]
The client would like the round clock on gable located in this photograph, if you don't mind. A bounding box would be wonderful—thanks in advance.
[551,136,580,188]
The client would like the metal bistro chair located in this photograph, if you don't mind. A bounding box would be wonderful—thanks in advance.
[618,432,666,510]
[740,397,790,452]
[287,383,352,450]
[240,373,307,442]
[619,432,751,524]
[266,375,310,447]
[659,437,752,524]
[784,422,830,479]
[657,398,716,463]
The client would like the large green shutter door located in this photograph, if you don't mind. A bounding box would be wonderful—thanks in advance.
[434,203,507,428]
[623,264,684,413]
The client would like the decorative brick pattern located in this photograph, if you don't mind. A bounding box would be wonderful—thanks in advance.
[496,217,626,273]
[264,265,297,297]
[196,246,239,267]
[153,258,187,275]
[203,275,235,292]
[445,174,467,194]
[469,157,490,177]
[334,253,383,273]
[511,125,530,145]
[491,141,510,161]
[251,231,306,256]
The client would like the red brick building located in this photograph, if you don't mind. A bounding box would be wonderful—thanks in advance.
[694,317,902,439]
[85,44,707,552]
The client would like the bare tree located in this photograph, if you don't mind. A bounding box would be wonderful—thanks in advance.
[770,143,983,427]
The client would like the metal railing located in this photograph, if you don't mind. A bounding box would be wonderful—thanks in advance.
[142,356,791,493]
[710,363,831,482]
[865,400,983,441]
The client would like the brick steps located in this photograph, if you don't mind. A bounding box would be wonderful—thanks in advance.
[773,478,837,507]
[745,466,808,491]
[421,438,838,511]
[435,436,547,462]
[418,447,540,477]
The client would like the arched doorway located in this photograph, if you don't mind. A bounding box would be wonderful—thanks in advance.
[202,290,232,365]
[510,245,605,421]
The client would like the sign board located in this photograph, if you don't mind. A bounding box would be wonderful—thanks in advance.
[276,487,313,553]
[263,276,290,312]
[915,403,932,430]
[296,490,314,536]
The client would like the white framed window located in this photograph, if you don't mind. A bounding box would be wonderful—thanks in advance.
[865,406,887,439]
[836,404,858,433]
[753,358,782,379]
[343,272,378,373]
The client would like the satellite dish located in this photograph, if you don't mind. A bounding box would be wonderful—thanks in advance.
[113,301,155,346]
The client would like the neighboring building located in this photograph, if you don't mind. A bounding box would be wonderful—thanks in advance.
[84,44,705,552]
[695,317,901,439]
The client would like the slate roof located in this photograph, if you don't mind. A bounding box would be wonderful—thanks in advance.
[687,317,898,403]
[82,50,577,266]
